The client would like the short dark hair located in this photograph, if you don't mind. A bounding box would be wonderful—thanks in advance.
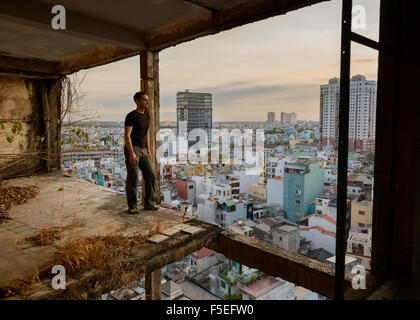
[133,91,147,102]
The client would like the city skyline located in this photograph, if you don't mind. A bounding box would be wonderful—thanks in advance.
[75,0,379,123]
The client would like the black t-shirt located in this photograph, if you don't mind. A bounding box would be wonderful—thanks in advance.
[124,110,150,148]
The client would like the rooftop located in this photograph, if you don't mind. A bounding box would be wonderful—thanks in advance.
[190,247,215,259]
[240,276,284,298]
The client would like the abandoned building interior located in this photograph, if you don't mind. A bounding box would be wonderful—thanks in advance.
[0,0,419,300]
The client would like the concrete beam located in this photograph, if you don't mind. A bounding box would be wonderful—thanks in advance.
[0,55,59,77]
[146,0,329,50]
[207,229,353,299]
[58,46,138,75]
[15,219,220,299]
[145,269,162,300]
[0,0,145,50]
[140,50,161,204]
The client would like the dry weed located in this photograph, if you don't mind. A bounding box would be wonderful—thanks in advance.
[0,185,39,224]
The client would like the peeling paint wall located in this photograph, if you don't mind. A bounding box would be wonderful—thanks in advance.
[0,76,61,178]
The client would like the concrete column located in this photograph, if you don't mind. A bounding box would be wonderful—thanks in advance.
[0,76,61,178]
[140,50,161,204]
[145,269,162,300]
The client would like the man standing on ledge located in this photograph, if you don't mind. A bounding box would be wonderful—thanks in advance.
[124,91,159,214]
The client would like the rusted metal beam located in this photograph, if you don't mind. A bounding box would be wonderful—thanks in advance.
[145,269,162,300]
[146,0,329,50]
[207,230,353,299]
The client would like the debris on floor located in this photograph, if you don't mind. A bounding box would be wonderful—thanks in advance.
[0,185,39,224]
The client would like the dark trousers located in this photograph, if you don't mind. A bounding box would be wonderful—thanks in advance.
[124,145,155,209]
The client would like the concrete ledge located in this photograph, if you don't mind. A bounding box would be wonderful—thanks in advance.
[207,229,354,299]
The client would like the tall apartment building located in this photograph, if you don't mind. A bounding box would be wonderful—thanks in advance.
[177,89,212,149]
[280,112,287,124]
[280,112,297,124]
[267,112,275,129]
[286,112,297,124]
[283,157,324,223]
[320,75,377,152]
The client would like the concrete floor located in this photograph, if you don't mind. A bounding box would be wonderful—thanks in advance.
[0,173,210,297]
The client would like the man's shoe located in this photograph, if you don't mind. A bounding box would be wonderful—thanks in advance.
[144,204,159,211]
[128,207,140,214]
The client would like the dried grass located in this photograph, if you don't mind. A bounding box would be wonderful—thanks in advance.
[25,227,63,246]
[0,185,39,224]
[0,219,164,298]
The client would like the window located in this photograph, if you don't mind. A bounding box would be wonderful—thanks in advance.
[295,210,301,217]
[358,223,365,228]
[296,200,301,205]
[296,179,301,186]
[359,210,365,215]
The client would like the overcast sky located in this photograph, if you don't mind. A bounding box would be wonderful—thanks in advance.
[75,0,380,122]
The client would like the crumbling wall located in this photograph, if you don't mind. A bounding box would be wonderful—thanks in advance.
[0,76,61,178]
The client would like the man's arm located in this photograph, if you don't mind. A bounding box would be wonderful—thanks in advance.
[147,127,151,158]
[124,126,137,165]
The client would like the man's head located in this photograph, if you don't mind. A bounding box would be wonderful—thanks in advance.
[133,91,149,110]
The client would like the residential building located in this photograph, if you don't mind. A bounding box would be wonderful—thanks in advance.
[166,267,185,283]
[215,199,247,229]
[161,164,173,183]
[347,227,372,273]
[324,167,337,185]
[254,217,300,251]
[283,157,324,223]
[190,247,216,274]
[177,89,212,149]
[351,193,373,231]
[229,220,256,237]
[267,177,284,208]
[264,157,288,179]
[320,75,377,152]
[249,183,267,202]
[176,178,196,204]
[183,163,205,177]
[267,112,275,130]
[240,276,295,300]
[161,280,184,300]
[232,169,260,200]
[197,197,217,224]
[326,255,359,273]
[220,173,240,199]
[294,286,320,300]
[286,112,297,124]
[252,203,266,220]
[280,112,287,124]
[298,210,337,254]
[272,224,300,252]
